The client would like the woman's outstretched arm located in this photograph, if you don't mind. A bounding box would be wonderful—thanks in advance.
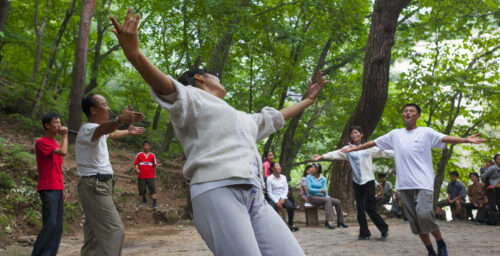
[279,70,329,120]
[110,8,175,95]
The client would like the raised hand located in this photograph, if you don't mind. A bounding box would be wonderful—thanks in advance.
[128,123,146,135]
[467,133,487,144]
[311,155,322,161]
[306,70,330,101]
[118,105,145,124]
[110,8,141,58]
[59,126,68,136]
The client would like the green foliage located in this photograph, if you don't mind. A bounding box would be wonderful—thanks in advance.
[64,201,82,222]
[0,172,15,193]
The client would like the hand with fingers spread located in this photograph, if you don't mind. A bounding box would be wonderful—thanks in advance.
[128,123,146,135]
[311,155,323,161]
[110,8,141,59]
[118,105,145,124]
[306,70,330,102]
[466,133,487,144]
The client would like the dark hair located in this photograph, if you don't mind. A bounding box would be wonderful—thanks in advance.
[81,93,98,118]
[349,126,365,143]
[143,141,151,146]
[494,154,500,162]
[469,172,479,179]
[378,173,386,178]
[263,151,273,162]
[313,163,322,174]
[487,160,494,164]
[303,164,312,177]
[270,162,278,174]
[41,113,60,130]
[402,103,421,114]
[177,68,209,87]
[449,171,459,177]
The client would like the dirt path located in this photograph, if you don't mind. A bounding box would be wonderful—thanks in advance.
[2,218,499,255]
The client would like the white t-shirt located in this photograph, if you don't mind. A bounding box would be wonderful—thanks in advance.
[75,123,113,176]
[374,127,446,191]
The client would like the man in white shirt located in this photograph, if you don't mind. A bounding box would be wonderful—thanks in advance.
[76,93,145,256]
[343,103,486,256]
[266,162,299,232]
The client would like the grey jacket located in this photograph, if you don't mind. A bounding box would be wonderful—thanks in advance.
[481,163,500,187]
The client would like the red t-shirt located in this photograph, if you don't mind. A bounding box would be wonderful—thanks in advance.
[35,137,64,191]
[134,152,156,179]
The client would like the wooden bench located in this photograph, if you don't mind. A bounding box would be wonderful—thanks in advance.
[304,202,319,226]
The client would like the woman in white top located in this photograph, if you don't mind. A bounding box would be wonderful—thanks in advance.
[110,9,328,256]
[312,126,393,240]
[266,162,299,231]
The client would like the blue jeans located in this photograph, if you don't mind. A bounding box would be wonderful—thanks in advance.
[31,190,63,256]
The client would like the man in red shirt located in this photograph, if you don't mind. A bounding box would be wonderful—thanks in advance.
[32,113,68,256]
[135,141,157,209]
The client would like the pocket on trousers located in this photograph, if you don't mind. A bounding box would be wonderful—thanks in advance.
[94,181,111,195]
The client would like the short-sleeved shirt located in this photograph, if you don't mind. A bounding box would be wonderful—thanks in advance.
[377,181,393,197]
[75,123,113,176]
[447,181,466,200]
[375,127,446,191]
[35,137,64,191]
[263,161,271,177]
[135,152,156,179]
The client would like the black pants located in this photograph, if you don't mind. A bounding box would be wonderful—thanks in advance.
[353,181,388,237]
[485,187,500,225]
[465,203,489,221]
[270,199,295,226]
[31,190,63,256]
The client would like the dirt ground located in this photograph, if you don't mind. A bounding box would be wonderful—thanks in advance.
[2,213,499,256]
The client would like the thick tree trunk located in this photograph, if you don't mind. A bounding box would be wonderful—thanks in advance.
[32,0,76,118]
[0,0,10,62]
[152,105,162,130]
[68,0,96,143]
[329,0,411,211]
[161,121,175,153]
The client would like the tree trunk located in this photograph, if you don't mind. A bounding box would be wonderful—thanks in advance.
[0,0,10,62]
[161,121,175,153]
[32,0,77,118]
[329,0,411,211]
[32,0,49,81]
[152,105,162,130]
[68,0,96,143]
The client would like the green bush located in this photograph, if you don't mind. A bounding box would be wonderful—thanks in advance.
[3,144,36,167]
[9,113,38,130]
[0,172,15,193]
[63,201,82,222]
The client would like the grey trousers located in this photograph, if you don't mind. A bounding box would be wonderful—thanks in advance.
[78,177,124,256]
[192,184,305,256]
[308,195,344,224]
[399,189,439,235]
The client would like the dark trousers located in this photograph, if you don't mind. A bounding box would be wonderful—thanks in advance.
[485,187,500,224]
[465,203,489,222]
[270,199,295,226]
[31,190,63,256]
[353,181,388,237]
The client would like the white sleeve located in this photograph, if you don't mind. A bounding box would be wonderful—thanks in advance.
[250,107,285,142]
[266,177,279,203]
[150,75,201,129]
[322,148,348,160]
[281,176,289,199]
[370,147,394,159]
[428,128,447,149]
[77,123,101,145]
[374,131,394,151]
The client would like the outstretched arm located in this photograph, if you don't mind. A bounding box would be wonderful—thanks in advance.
[110,8,175,95]
[442,133,486,144]
[341,140,377,153]
[279,70,329,120]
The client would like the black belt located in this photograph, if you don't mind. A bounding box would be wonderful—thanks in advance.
[82,173,113,181]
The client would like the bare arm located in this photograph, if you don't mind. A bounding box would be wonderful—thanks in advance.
[92,106,144,142]
[53,126,68,156]
[341,140,377,153]
[109,123,145,140]
[110,8,175,95]
[442,133,486,144]
[279,70,329,120]
[135,164,140,174]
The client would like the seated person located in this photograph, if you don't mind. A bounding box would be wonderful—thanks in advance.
[300,165,313,206]
[375,173,393,210]
[306,163,348,229]
[266,162,299,232]
[436,171,466,220]
[391,190,407,221]
[465,172,488,223]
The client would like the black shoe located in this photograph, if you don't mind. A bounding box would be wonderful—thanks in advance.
[337,223,349,228]
[381,230,389,240]
[435,213,440,220]
[327,222,336,229]
[437,244,448,256]
[289,225,299,232]
[358,235,370,240]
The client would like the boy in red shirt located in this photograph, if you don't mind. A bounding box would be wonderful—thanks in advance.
[134,141,157,209]
[32,113,68,256]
